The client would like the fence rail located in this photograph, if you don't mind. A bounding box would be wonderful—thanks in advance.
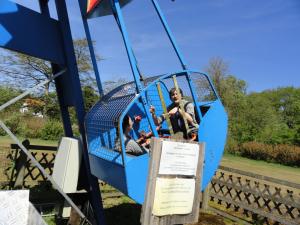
[210,166,300,225]
[9,140,57,188]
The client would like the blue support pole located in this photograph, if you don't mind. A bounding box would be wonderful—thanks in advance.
[54,1,106,224]
[151,0,188,70]
[38,0,73,137]
[110,0,143,93]
[110,0,158,137]
[113,13,145,82]
[78,0,104,96]
[150,1,204,121]
[52,65,75,136]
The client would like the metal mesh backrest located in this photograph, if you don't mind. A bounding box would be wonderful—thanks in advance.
[190,72,217,102]
[103,76,162,101]
[86,94,135,161]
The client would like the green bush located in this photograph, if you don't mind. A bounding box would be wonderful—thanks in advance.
[39,120,64,140]
[233,141,300,167]
[0,112,25,136]
[23,116,46,139]
[273,144,300,167]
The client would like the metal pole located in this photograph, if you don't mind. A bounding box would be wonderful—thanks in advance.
[113,13,145,82]
[39,0,73,137]
[0,69,66,112]
[78,0,104,96]
[110,0,158,137]
[110,0,143,93]
[55,1,106,224]
[151,0,188,70]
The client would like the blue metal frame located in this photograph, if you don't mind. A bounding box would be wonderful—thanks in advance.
[81,0,228,207]
[150,0,206,123]
[0,0,64,64]
[54,0,106,223]
[86,70,228,203]
[110,0,158,137]
[0,1,107,224]
[78,0,104,96]
[151,0,188,70]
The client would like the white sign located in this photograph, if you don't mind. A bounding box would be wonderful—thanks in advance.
[152,178,195,216]
[0,190,47,225]
[0,190,29,225]
[158,141,199,176]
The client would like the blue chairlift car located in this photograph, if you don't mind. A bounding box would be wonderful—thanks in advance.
[84,0,228,204]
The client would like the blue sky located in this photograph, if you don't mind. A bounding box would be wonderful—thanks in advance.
[12,0,300,92]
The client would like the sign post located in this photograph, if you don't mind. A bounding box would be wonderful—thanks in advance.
[141,138,205,225]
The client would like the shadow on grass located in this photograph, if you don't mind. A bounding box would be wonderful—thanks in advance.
[189,212,226,225]
[104,204,227,225]
[104,203,141,225]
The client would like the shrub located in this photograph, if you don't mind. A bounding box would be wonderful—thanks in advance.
[23,116,46,138]
[0,112,26,136]
[273,144,300,167]
[232,141,300,167]
[39,120,64,140]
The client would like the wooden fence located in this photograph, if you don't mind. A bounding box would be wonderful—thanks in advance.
[1,142,299,224]
[209,166,300,225]
[8,140,57,188]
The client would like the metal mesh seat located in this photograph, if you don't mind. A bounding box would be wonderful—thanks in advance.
[86,94,135,164]
[85,76,163,163]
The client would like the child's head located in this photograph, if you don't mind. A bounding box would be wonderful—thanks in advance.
[122,115,133,133]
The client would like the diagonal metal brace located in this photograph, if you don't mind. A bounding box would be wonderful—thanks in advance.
[0,68,67,112]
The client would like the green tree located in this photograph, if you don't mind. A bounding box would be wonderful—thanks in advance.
[0,38,101,121]
[259,87,300,145]
[42,93,61,120]
[205,57,228,98]
[0,86,22,111]
[204,57,248,147]
[221,76,248,146]
[0,38,100,95]
[244,94,282,143]
[82,85,99,111]
[261,87,300,129]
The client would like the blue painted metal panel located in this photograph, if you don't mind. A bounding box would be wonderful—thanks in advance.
[89,152,128,194]
[0,0,64,64]
[125,154,149,204]
[198,100,228,189]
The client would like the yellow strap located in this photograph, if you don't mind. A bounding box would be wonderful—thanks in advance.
[172,75,189,134]
[156,82,174,136]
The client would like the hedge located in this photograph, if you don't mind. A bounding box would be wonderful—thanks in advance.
[228,141,300,167]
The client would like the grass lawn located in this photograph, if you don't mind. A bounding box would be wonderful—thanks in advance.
[0,136,58,147]
[221,153,300,184]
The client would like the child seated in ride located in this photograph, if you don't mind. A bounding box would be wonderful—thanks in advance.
[150,88,198,139]
[122,115,150,155]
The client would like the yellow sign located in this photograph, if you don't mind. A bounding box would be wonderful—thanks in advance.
[152,178,195,216]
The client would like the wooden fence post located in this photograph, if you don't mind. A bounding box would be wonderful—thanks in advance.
[13,139,30,188]
[201,183,211,211]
